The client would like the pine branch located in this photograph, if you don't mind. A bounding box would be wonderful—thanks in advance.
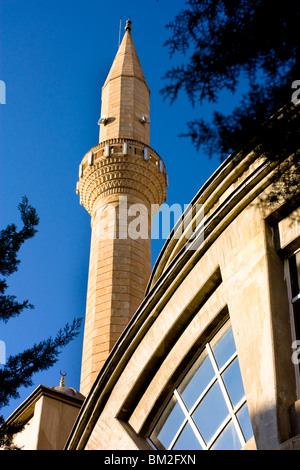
[0,196,39,324]
[0,317,82,410]
[162,0,300,163]
[0,196,39,278]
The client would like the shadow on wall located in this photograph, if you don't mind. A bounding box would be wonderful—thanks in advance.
[248,400,300,450]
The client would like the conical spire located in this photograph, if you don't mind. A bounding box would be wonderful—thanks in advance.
[99,19,150,144]
[103,19,148,90]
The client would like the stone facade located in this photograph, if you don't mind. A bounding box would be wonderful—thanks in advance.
[66,101,300,450]
[5,385,84,450]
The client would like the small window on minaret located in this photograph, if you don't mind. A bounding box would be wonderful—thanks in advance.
[105,144,110,157]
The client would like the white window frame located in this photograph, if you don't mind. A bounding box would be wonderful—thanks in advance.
[149,325,250,451]
[167,346,247,451]
[285,248,300,399]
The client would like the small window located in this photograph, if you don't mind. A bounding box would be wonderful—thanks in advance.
[149,321,253,450]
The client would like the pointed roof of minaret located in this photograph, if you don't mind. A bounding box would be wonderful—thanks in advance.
[103,19,149,91]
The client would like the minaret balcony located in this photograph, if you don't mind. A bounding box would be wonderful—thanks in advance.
[76,137,167,216]
[79,137,166,176]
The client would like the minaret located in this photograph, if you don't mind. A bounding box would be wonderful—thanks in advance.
[77,19,167,397]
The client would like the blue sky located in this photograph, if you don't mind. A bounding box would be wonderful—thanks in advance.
[0,0,243,419]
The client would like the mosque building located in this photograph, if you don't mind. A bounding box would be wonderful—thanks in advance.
[4,19,300,451]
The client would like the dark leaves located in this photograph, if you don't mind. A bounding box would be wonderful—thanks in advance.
[162,0,300,164]
[0,196,39,278]
[0,196,39,323]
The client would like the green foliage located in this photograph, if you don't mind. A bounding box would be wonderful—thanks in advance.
[162,0,300,161]
[0,198,82,448]
[0,196,39,277]
[0,197,39,322]
[0,318,82,410]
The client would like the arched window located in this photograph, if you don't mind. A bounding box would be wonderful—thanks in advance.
[149,321,253,450]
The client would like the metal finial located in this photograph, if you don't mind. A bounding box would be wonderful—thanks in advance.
[59,370,67,387]
[125,18,132,32]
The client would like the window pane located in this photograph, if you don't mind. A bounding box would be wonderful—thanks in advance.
[237,403,253,442]
[149,321,252,451]
[211,325,236,369]
[192,381,229,444]
[172,423,202,450]
[222,357,245,407]
[210,420,241,450]
[152,397,185,449]
[293,298,300,341]
[290,252,300,298]
[179,350,215,410]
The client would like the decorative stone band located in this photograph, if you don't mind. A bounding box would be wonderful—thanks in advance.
[76,138,167,216]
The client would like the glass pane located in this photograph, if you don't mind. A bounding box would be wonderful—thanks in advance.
[290,252,300,298]
[210,420,241,450]
[211,325,236,369]
[152,396,185,449]
[192,381,229,444]
[222,357,245,407]
[293,298,300,341]
[179,350,215,411]
[237,403,253,442]
[172,423,203,450]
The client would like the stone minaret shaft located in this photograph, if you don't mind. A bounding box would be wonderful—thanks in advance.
[78,20,167,397]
